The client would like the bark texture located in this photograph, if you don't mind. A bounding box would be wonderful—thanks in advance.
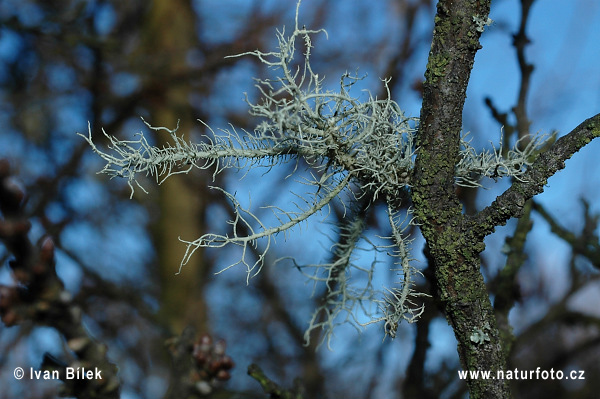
[413,1,508,398]
[413,1,600,398]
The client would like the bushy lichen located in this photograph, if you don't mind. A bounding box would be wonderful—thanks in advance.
[81,0,549,344]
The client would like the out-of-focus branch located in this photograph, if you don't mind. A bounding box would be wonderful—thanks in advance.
[532,199,600,269]
[513,0,535,145]
[248,363,304,399]
[214,183,326,397]
[402,289,437,399]
[513,269,600,351]
[487,0,535,360]
[0,159,120,399]
[484,0,535,148]
[493,201,532,354]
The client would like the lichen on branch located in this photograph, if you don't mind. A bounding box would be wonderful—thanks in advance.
[80,0,551,342]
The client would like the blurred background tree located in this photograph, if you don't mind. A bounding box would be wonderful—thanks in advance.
[0,0,599,398]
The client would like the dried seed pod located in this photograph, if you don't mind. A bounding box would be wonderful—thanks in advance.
[215,369,231,381]
[213,339,226,356]
[39,235,55,264]
[220,355,234,370]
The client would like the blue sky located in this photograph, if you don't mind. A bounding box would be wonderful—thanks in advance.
[1,1,599,397]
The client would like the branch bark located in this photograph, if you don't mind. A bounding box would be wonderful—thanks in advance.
[471,113,600,237]
[413,1,600,398]
[412,1,509,398]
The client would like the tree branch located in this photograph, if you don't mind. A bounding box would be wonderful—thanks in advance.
[0,160,120,399]
[412,1,513,398]
[471,113,600,238]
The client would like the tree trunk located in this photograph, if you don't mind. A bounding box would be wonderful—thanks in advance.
[413,1,511,397]
[139,0,210,334]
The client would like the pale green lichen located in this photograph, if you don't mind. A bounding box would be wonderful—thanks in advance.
[81,0,548,344]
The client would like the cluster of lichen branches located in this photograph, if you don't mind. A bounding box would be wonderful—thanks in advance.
[80,1,545,342]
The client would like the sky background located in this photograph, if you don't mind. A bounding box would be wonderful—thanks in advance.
[1,1,599,398]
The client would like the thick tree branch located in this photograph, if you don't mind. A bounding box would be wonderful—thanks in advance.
[471,113,600,238]
[412,1,512,398]
[414,0,490,201]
